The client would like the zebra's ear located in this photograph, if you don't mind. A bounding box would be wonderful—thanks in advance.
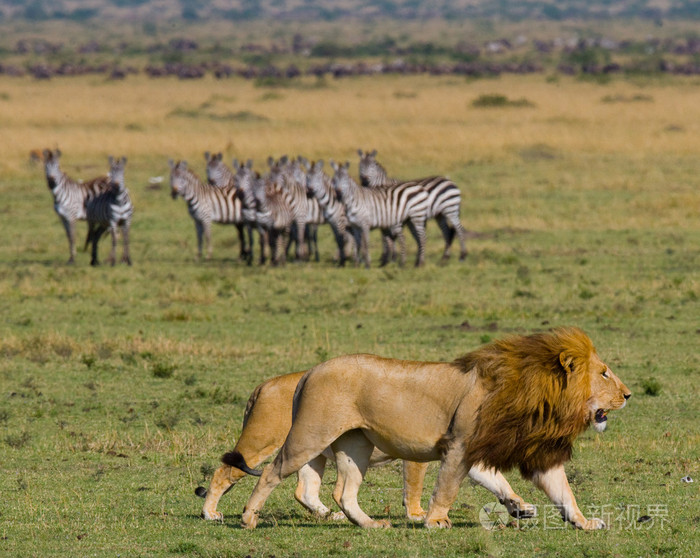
[108,155,114,165]
[55,148,62,158]
[216,153,223,161]
[121,156,127,165]
[316,159,324,169]
[357,149,363,157]
[168,159,175,169]
[246,159,253,169]
[267,156,274,167]
[181,160,188,170]
[370,149,377,157]
[232,158,239,169]
[204,151,210,161]
[329,159,337,172]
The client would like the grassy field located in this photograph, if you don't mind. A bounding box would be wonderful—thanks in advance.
[0,72,698,557]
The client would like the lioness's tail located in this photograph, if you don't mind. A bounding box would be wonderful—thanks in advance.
[221,450,262,477]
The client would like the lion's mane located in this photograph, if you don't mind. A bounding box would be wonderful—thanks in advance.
[454,327,595,478]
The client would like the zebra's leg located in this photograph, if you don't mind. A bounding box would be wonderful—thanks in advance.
[257,226,267,265]
[107,224,118,266]
[308,224,319,262]
[379,230,393,267]
[359,225,371,269]
[235,223,247,261]
[61,217,77,264]
[194,220,204,260]
[294,220,307,262]
[330,222,346,267]
[451,217,468,261]
[90,225,107,267]
[121,222,132,266]
[392,226,406,267]
[244,223,254,266]
[204,221,213,260]
[407,218,427,268]
[436,215,453,261]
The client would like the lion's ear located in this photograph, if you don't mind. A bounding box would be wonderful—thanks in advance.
[559,352,575,374]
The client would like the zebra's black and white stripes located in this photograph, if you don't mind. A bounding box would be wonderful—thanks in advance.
[43,149,112,263]
[331,160,429,268]
[169,159,246,260]
[358,149,468,261]
[84,156,134,266]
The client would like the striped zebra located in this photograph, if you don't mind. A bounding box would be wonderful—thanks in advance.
[305,160,355,266]
[358,149,468,261]
[265,156,315,262]
[169,159,245,261]
[42,149,112,263]
[204,151,253,264]
[232,159,296,266]
[330,160,429,268]
[84,156,134,266]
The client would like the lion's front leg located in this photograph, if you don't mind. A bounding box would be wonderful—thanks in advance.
[531,465,606,530]
[403,461,429,521]
[468,465,536,519]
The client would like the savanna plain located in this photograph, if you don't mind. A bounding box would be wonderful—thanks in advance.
[0,71,698,557]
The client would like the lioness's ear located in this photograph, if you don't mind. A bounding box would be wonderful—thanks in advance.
[559,352,575,374]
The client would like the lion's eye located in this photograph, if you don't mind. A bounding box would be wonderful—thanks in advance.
[601,369,609,379]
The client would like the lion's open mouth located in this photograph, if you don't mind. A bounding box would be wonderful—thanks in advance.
[594,409,608,423]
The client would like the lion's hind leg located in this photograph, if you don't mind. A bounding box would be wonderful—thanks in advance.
[200,465,247,521]
[295,454,333,517]
[332,430,390,529]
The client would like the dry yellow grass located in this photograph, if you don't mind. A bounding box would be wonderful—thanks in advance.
[3,73,700,175]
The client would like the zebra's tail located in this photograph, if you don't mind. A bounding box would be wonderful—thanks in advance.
[221,450,262,477]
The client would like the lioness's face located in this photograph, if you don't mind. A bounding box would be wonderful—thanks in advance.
[585,354,631,433]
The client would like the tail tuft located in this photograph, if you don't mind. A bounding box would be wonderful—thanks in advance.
[194,486,208,498]
[222,450,262,477]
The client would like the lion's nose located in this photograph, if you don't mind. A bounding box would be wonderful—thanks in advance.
[624,393,631,400]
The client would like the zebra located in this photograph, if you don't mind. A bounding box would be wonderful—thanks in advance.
[204,151,254,264]
[305,159,356,266]
[84,156,133,266]
[169,159,246,261]
[330,160,429,268]
[42,149,112,263]
[358,149,468,261]
[232,159,296,266]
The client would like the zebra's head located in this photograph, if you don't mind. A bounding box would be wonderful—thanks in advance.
[205,152,231,188]
[306,160,327,198]
[233,159,257,209]
[169,159,190,200]
[108,156,127,192]
[357,148,386,187]
[330,160,353,202]
[42,148,62,187]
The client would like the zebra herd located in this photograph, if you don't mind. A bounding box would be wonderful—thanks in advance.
[42,148,467,268]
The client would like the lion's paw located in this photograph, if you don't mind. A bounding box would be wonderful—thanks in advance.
[406,509,427,522]
[368,519,392,529]
[201,509,224,522]
[425,516,452,529]
[241,509,259,530]
[504,498,537,519]
[580,517,606,530]
[329,511,347,521]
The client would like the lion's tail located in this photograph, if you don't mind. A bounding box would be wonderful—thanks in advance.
[221,450,262,477]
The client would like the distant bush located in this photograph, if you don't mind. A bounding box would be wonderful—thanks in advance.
[472,94,535,108]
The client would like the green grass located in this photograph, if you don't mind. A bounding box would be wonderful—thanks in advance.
[1,78,699,556]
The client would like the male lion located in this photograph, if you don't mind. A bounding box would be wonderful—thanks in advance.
[197,371,535,522]
[241,327,631,530]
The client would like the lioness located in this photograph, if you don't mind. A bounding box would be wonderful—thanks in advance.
[241,327,631,530]
[197,370,535,522]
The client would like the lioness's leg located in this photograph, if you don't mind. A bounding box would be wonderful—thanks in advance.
[403,461,428,521]
[530,465,605,530]
[295,455,332,517]
[201,465,248,521]
[332,430,390,528]
[468,465,536,519]
[425,440,469,529]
